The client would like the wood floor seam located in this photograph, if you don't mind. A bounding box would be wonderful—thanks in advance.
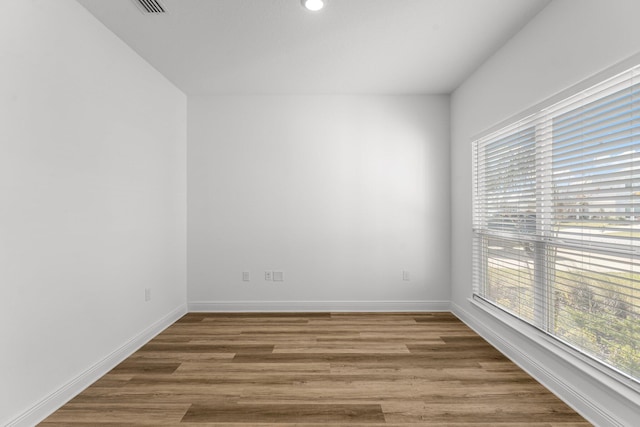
[41,312,591,426]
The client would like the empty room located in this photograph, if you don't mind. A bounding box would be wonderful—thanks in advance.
[2,0,640,425]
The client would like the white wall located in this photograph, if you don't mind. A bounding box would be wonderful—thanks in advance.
[188,95,450,311]
[451,0,640,424]
[0,1,187,424]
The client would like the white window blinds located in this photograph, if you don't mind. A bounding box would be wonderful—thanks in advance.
[472,64,640,381]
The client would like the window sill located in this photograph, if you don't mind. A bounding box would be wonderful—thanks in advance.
[467,296,640,404]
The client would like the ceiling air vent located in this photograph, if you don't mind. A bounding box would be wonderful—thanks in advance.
[133,0,166,14]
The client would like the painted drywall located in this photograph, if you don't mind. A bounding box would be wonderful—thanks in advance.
[451,0,640,424]
[0,0,187,424]
[188,95,450,311]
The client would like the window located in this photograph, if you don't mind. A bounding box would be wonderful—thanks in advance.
[473,64,640,382]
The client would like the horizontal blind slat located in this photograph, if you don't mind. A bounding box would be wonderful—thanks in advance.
[473,63,640,382]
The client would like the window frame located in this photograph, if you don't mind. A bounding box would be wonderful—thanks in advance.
[471,55,640,393]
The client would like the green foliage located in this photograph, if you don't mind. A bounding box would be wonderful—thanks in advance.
[486,266,640,380]
[553,271,640,379]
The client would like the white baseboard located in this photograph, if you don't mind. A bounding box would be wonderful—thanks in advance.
[8,303,188,427]
[188,300,450,312]
[451,301,639,427]
[11,299,633,426]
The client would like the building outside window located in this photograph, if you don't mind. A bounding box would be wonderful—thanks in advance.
[473,64,640,382]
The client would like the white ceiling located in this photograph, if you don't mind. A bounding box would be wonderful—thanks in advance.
[76,0,550,95]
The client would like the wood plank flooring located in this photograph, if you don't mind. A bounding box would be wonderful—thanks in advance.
[41,312,591,426]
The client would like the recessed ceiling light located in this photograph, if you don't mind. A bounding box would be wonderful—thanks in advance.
[301,0,324,12]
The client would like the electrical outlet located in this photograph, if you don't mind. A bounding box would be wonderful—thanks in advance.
[273,271,284,282]
[144,288,151,302]
[242,271,250,281]
[265,271,272,281]
[402,270,410,281]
